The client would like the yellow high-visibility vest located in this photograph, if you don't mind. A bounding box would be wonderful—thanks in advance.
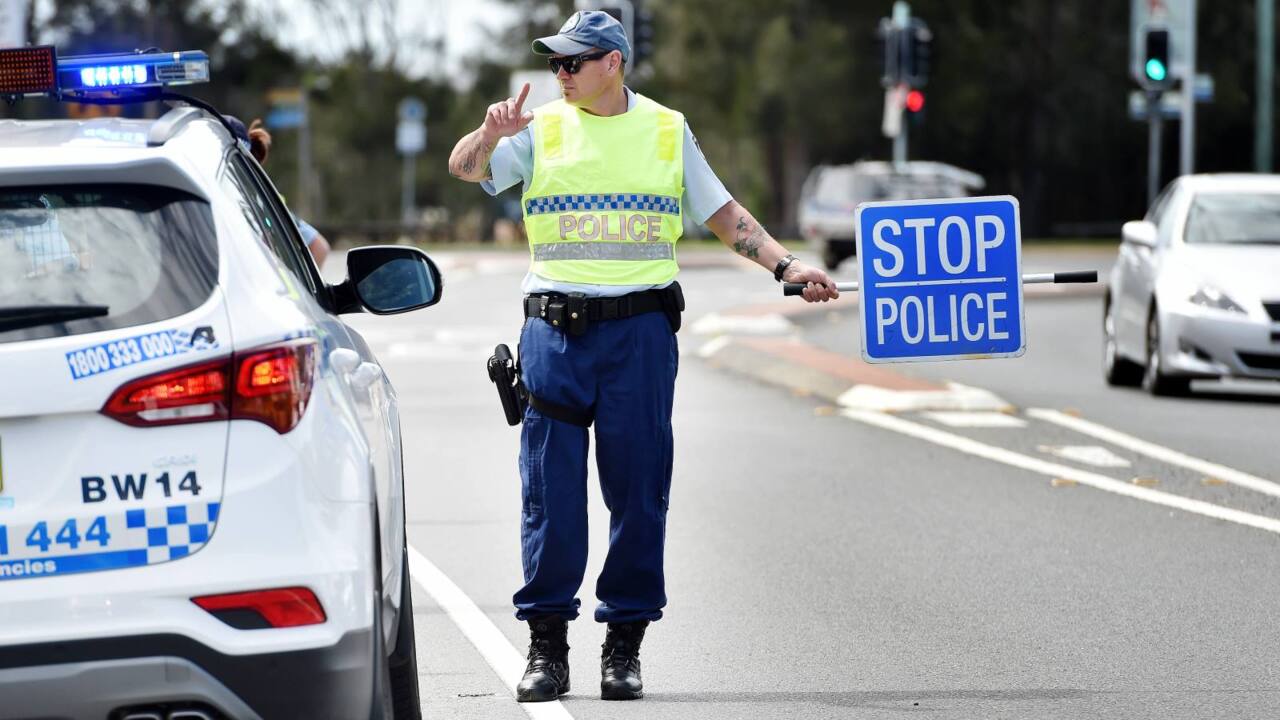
[522,93,684,285]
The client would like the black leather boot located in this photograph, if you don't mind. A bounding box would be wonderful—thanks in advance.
[516,616,570,702]
[600,620,648,700]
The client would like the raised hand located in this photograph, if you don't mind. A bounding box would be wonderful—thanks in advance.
[483,82,534,140]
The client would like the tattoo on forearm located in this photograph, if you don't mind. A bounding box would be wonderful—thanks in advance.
[453,134,493,178]
[733,216,765,259]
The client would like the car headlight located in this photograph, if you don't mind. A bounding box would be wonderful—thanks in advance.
[1188,284,1247,314]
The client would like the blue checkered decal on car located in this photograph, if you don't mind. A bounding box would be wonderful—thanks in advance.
[524,194,681,216]
[127,501,220,562]
[0,500,222,581]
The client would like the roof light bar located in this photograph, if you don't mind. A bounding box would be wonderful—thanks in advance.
[0,47,209,97]
[0,45,57,96]
[59,51,209,93]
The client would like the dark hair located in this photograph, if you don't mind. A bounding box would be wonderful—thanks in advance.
[248,118,272,164]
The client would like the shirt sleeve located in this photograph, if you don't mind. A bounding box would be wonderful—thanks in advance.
[294,217,319,246]
[480,127,535,196]
[681,122,733,225]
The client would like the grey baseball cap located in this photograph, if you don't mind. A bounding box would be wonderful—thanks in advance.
[532,10,631,64]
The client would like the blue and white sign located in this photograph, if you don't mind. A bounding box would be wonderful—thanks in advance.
[855,195,1024,363]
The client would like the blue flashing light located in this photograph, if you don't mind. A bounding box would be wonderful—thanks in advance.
[57,50,209,95]
[79,63,149,88]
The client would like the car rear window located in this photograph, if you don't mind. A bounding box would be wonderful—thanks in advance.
[0,184,217,344]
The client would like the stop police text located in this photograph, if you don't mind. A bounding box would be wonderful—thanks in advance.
[868,213,1011,347]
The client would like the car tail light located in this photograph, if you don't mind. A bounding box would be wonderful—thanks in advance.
[231,341,316,434]
[193,586,326,628]
[101,339,316,434]
[102,359,230,427]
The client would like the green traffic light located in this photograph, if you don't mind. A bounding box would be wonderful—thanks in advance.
[1145,58,1167,82]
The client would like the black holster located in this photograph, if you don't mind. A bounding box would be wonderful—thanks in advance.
[661,282,686,334]
[486,344,526,426]
[486,344,594,428]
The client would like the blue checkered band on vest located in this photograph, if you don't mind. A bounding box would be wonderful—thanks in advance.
[525,193,681,217]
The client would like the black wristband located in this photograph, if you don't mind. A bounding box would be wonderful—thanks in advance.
[773,254,798,282]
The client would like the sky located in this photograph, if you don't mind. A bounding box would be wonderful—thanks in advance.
[254,0,523,86]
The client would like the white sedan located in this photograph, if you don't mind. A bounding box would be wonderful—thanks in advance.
[0,107,437,718]
[1105,174,1280,395]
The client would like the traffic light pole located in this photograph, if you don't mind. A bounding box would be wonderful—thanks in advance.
[1179,0,1197,175]
[892,2,910,169]
[1147,90,1164,205]
[1258,0,1274,172]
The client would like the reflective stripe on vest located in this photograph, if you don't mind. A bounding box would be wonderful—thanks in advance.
[522,94,684,286]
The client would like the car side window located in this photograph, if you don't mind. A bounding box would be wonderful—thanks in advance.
[220,153,319,296]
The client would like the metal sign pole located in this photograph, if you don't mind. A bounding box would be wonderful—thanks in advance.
[1180,0,1196,175]
[783,272,1096,296]
[401,154,413,224]
[1148,90,1164,204]
[1258,0,1275,172]
[891,2,910,169]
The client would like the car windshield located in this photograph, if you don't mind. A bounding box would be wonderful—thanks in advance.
[1184,192,1280,245]
[0,185,218,343]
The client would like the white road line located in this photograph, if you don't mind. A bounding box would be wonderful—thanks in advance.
[1027,408,1280,499]
[841,409,1280,536]
[924,411,1028,428]
[406,544,574,720]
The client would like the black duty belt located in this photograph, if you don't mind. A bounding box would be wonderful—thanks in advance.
[522,282,684,335]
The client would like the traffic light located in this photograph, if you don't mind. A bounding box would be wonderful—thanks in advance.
[633,8,655,65]
[905,89,925,113]
[1142,27,1171,88]
[904,19,932,87]
[876,17,931,88]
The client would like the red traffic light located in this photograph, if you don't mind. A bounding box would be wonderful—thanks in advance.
[905,89,925,113]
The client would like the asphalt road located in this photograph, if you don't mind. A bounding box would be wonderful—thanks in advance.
[339,245,1280,720]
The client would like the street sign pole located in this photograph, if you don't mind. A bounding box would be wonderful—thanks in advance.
[1180,0,1196,175]
[401,154,414,225]
[1148,90,1164,205]
[396,97,427,225]
[891,2,910,169]
[1258,0,1274,172]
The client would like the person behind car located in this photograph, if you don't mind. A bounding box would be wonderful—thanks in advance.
[225,116,331,270]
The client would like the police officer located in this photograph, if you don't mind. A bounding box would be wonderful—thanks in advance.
[448,10,837,703]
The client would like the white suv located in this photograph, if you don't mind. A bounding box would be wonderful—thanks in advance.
[0,76,438,718]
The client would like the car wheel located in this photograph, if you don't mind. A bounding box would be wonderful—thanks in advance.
[1103,297,1142,386]
[1141,309,1191,396]
[389,548,422,719]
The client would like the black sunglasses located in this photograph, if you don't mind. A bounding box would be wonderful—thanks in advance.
[547,51,610,75]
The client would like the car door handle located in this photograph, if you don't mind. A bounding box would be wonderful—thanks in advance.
[350,362,382,390]
[330,348,360,374]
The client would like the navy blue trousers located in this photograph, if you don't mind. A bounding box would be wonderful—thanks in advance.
[514,311,677,624]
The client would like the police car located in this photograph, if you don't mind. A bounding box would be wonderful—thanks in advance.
[0,47,438,719]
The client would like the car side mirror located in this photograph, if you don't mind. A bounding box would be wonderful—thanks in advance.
[331,246,443,315]
[1122,220,1157,248]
